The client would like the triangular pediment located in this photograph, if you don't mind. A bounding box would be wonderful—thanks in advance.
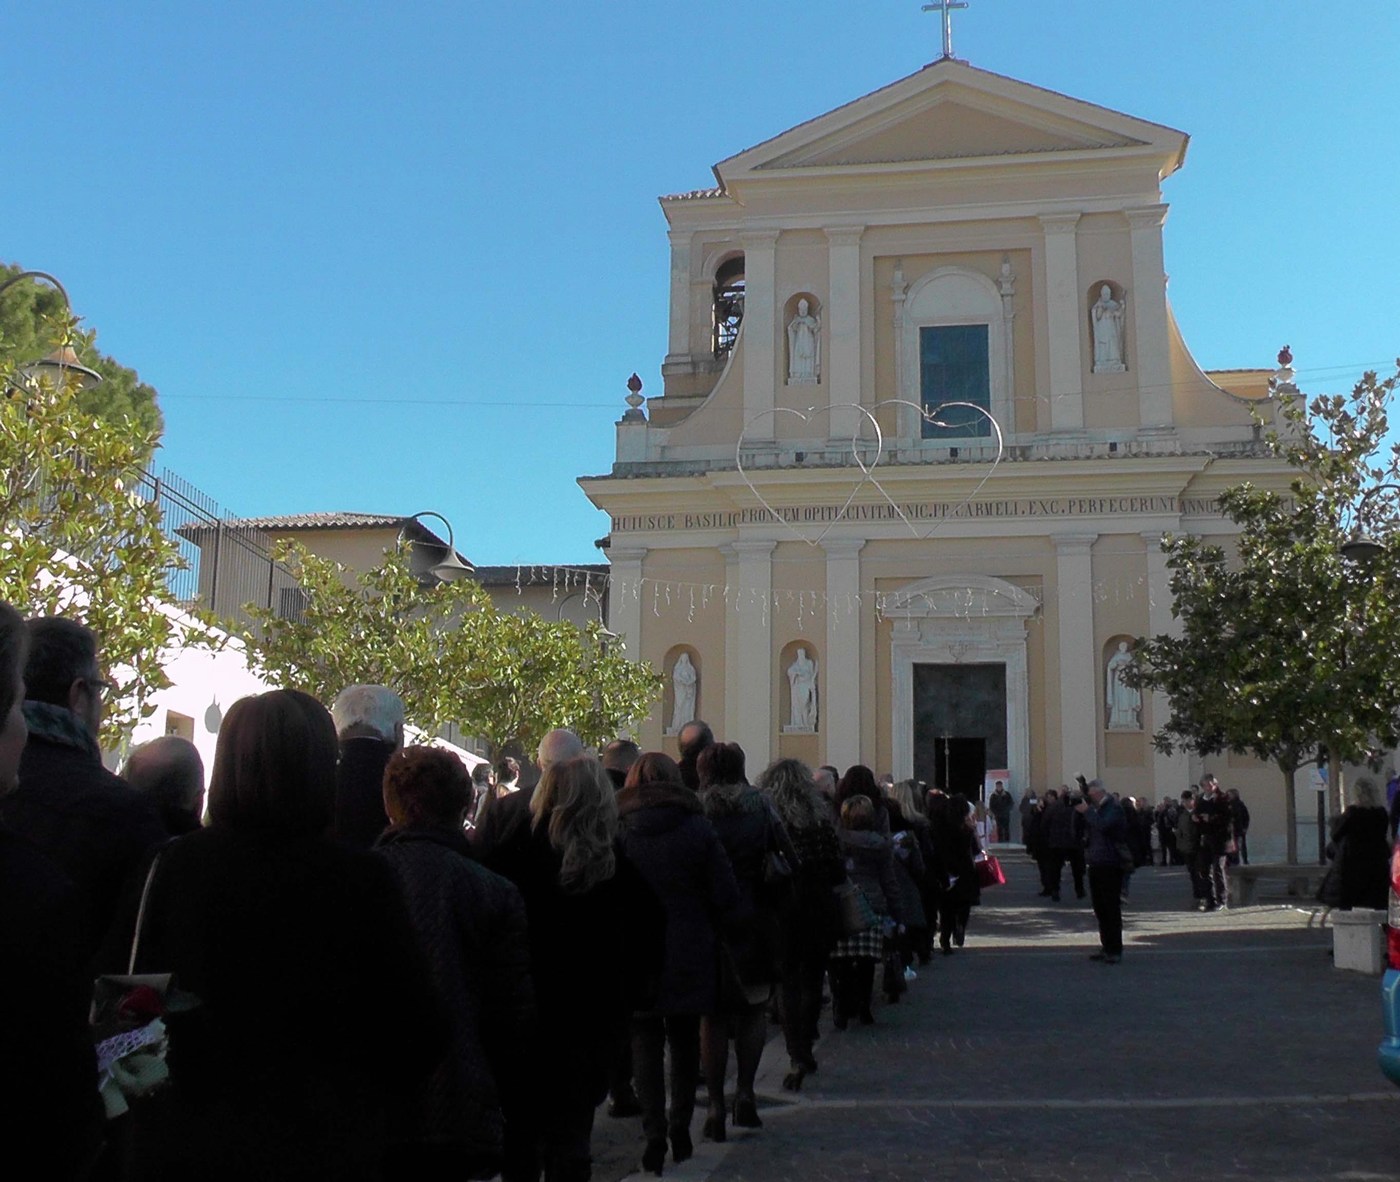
[715,60,1186,184]
[764,95,1140,169]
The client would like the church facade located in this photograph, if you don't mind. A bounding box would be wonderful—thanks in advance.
[580,60,1298,855]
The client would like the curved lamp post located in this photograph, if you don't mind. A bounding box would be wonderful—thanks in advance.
[399,510,473,585]
[0,270,103,392]
[1340,484,1400,563]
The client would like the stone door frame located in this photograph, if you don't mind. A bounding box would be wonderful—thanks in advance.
[887,574,1037,794]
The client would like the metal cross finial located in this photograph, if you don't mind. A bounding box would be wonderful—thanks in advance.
[922,0,969,60]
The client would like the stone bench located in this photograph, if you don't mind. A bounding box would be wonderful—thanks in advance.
[1231,863,1327,907]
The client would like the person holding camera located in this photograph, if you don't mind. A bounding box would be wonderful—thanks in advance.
[1077,778,1127,964]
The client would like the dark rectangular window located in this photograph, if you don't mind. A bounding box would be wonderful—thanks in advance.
[920,324,990,439]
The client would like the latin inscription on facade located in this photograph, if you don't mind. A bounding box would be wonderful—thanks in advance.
[610,496,1225,533]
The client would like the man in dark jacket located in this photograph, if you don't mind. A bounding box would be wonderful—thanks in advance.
[1226,788,1251,865]
[988,781,1013,843]
[1193,774,1233,910]
[0,617,164,954]
[124,735,205,836]
[1044,789,1086,901]
[330,684,405,849]
[1078,779,1127,963]
[677,719,715,793]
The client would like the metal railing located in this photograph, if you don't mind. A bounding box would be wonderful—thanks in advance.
[133,466,299,632]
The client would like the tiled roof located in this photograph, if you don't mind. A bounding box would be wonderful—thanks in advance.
[660,186,726,202]
[234,512,411,530]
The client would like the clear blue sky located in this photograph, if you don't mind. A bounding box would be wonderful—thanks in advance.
[2,2,1396,563]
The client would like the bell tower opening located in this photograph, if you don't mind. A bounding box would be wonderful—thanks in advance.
[712,255,745,358]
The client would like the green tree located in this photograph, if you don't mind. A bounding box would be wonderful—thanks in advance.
[1131,362,1400,863]
[0,264,162,449]
[0,311,204,747]
[243,542,662,757]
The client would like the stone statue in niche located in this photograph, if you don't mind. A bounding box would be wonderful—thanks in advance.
[786,298,821,385]
[786,647,819,732]
[1105,641,1141,730]
[668,652,697,735]
[1090,284,1127,374]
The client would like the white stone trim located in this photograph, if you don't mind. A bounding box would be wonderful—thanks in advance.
[886,574,1037,793]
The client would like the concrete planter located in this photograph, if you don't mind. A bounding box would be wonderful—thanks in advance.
[1331,909,1387,974]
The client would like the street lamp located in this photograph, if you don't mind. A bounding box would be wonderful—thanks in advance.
[398,510,473,586]
[1340,484,1400,563]
[0,270,103,393]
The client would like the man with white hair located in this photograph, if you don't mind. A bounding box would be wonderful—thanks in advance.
[474,729,585,857]
[330,684,405,849]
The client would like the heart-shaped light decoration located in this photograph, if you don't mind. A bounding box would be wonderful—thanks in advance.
[733,403,886,547]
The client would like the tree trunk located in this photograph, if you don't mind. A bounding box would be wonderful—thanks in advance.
[1327,755,1345,816]
[1281,763,1298,865]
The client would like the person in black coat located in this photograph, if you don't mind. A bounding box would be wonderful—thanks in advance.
[330,684,405,849]
[375,746,536,1181]
[485,755,665,1182]
[618,752,744,1177]
[0,603,104,1180]
[0,616,165,955]
[930,792,981,952]
[105,690,443,1182]
[1318,778,1392,912]
[759,758,846,1091]
[696,743,798,1139]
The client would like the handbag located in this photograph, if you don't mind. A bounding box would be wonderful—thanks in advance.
[92,851,173,1117]
[974,852,1005,888]
[833,880,877,936]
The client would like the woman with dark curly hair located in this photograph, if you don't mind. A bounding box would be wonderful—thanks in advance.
[756,757,845,1091]
[695,742,797,1136]
[618,751,743,1176]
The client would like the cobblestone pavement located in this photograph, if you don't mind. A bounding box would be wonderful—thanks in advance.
[598,852,1399,1182]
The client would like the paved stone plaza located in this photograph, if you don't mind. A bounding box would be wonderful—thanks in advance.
[598,853,1398,1181]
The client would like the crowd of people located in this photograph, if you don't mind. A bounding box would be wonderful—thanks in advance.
[1022,774,1253,917]
[0,606,992,1182]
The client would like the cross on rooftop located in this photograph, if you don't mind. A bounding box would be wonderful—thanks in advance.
[922,0,969,60]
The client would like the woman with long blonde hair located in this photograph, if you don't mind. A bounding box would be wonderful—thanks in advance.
[487,755,665,1182]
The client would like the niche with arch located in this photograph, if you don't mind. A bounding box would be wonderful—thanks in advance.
[779,639,820,734]
[1087,280,1128,375]
[663,645,702,736]
[1103,635,1141,732]
[783,292,822,386]
[712,255,745,359]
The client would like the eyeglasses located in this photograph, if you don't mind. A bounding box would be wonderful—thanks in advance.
[80,674,118,699]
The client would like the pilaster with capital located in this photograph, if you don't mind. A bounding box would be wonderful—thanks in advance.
[1053,532,1098,780]
[1125,205,1174,430]
[1142,531,1190,793]
[740,230,781,439]
[665,230,695,364]
[824,225,865,442]
[1039,213,1085,432]
[722,539,777,765]
[607,547,648,665]
[821,538,865,770]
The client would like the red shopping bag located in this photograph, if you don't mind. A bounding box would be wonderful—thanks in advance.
[975,852,1005,888]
